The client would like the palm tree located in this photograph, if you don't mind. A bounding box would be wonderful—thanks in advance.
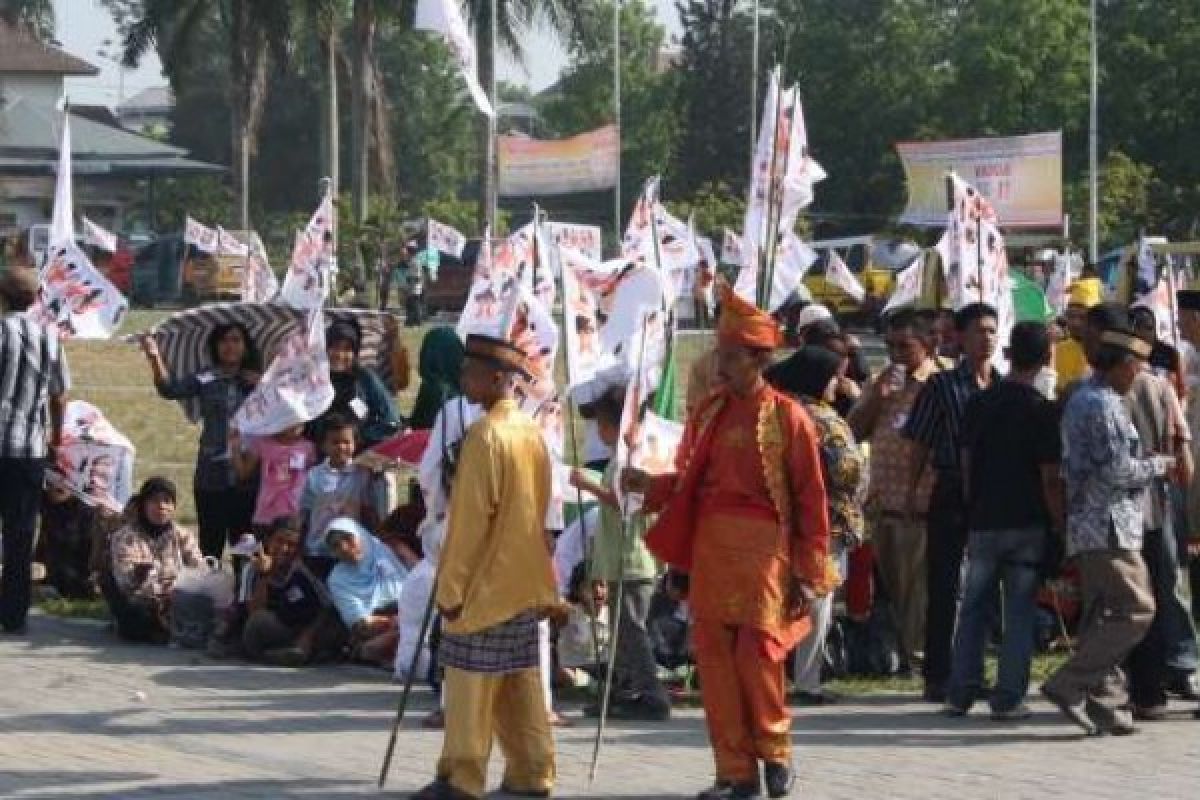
[0,0,55,40]
[118,0,293,228]
[467,0,585,229]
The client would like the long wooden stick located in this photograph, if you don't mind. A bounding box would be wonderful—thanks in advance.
[377,569,439,789]
[587,312,651,785]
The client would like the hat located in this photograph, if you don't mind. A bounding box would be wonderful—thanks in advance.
[794,303,835,331]
[717,284,783,350]
[0,267,38,305]
[1068,278,1102,309]
[1178,289,1200,313]
[464,333,531,377]
[1100,329,1153,359]
[766,345,842,401]
[136,476,178,505]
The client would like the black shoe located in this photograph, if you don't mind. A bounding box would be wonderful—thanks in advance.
[410,779,476,800]
[763,762,795,799]
[794,689,838,706]
[498,784,550,798]
[696,781,761,800]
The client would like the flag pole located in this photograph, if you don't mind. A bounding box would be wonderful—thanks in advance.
[487,0,499,234]
[756,71,784,310]
[750,0,759,156]
[761,80,793,311]
[613,1,623,250]
[1088,0,1099,266]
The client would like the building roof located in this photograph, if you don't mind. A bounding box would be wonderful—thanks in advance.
[118,86,174,114]
[0,21,99,76]
[0,103,222,176]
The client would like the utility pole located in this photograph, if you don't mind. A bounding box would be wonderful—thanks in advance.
[614,0,622,243]
[1088,0,1099,265]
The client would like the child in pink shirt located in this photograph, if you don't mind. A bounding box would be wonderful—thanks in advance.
[230,423,317,531]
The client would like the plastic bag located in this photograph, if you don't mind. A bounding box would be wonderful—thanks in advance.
[172,556,235,610]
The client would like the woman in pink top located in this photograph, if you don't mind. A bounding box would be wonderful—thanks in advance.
[230,423,317,531]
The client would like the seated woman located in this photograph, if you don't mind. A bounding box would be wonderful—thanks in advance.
[310,319,403,450]
[324,517,407,667]
[102,477,204,644]
[241,517,345,666]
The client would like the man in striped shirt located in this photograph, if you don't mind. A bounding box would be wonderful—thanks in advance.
[902,302,999,702]
[1,267,70,634]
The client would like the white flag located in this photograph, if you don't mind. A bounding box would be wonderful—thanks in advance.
[241,253,279,303]
[184,216,219,253]
[826,250,865,303]
[49,112,74,249]
[81,216,117,253]
[427,218,467,259]
[415,0,495,117]
[217,227,250,258]
[884,255,923,313]
[232,313,335,436]
[280,189,336,310]
[547,222,603,260]
[734,232,817,312]
[722,228,746,266]
[1046,253,1070,316]
[47,400,136,513]
[559,245,613,389]
[30,240,128,339]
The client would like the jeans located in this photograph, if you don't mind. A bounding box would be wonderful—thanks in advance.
[1163,488,1199,674]
[924,476,967,691]
[610,579,669,704]
[0,457,46,631]
[947,527,1045,711]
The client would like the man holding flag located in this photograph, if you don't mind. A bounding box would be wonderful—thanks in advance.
[623,285,834,799]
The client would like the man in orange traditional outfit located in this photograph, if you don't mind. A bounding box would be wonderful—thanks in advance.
[624,286,835,800]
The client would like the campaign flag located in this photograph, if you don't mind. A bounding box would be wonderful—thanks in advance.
[47,400,135,513]
[49,111,75,248]
[826,250,866,303]
[941,172,1008,310]
[631,411,683,476]
[81,216,118,253]
[184,216,219,254]
[884,255,924,313]
[427,218,467,259]
[217,227,251,258]
[241,252,279,303]
[622,178,701,290]
[722,228,746,266]
[280,189,336,311]
[414,0,495,117]
[734,232,817,312]
[1046,253,1070,316]
[547,222,604,260]
[232,312,335,436]
[30,240,128,339]
[508,287,559,413]
[559,244,610,388]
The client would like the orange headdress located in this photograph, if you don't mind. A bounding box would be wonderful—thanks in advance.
[716,283,783,350]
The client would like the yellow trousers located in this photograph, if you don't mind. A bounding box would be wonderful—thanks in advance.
[437,666,555,798]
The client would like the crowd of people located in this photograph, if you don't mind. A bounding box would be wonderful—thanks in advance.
[2,256,1200,799]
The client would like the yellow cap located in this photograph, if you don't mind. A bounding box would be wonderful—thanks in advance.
[1068,277,1102,309]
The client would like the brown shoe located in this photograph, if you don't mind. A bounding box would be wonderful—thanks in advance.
[410,779,477,800]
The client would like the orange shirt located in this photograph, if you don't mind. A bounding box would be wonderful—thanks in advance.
[698,387,776,519]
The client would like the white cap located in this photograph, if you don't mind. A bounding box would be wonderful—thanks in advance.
[795,304,835,330]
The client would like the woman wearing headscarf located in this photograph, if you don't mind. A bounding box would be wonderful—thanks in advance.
[408,326,465,430]
[767,345,867,705]
[311,318,403,450]
[102,477,204,643]
[324,516,407,666]
[141,322,260,559]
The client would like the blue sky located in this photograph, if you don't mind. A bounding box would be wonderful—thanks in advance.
[54,0,686,107]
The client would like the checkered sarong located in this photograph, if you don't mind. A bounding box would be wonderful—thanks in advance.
[438,610,539,674]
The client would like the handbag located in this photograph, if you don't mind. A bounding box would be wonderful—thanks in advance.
[170,556,235,649]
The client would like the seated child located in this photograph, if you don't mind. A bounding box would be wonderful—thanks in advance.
[37,480,105,599]
[241,516,345,666]
[324,517,406,668]
[300,414,387,579]
[556,562,611,688]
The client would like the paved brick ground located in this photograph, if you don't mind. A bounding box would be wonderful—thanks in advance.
[1,613,1197,799]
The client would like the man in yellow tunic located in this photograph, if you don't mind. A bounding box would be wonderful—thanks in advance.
[412,334,560,800]
[1055,276,1102,392]
[625,287,836,800]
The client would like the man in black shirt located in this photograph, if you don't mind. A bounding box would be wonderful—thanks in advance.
[944,322,1064,719]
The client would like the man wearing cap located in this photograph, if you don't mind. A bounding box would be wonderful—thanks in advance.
[1055,278,1102,393]
[1043,327,1171,735]
[0,267,70,634]
[624,286,834,799]
[414,334,559,800]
